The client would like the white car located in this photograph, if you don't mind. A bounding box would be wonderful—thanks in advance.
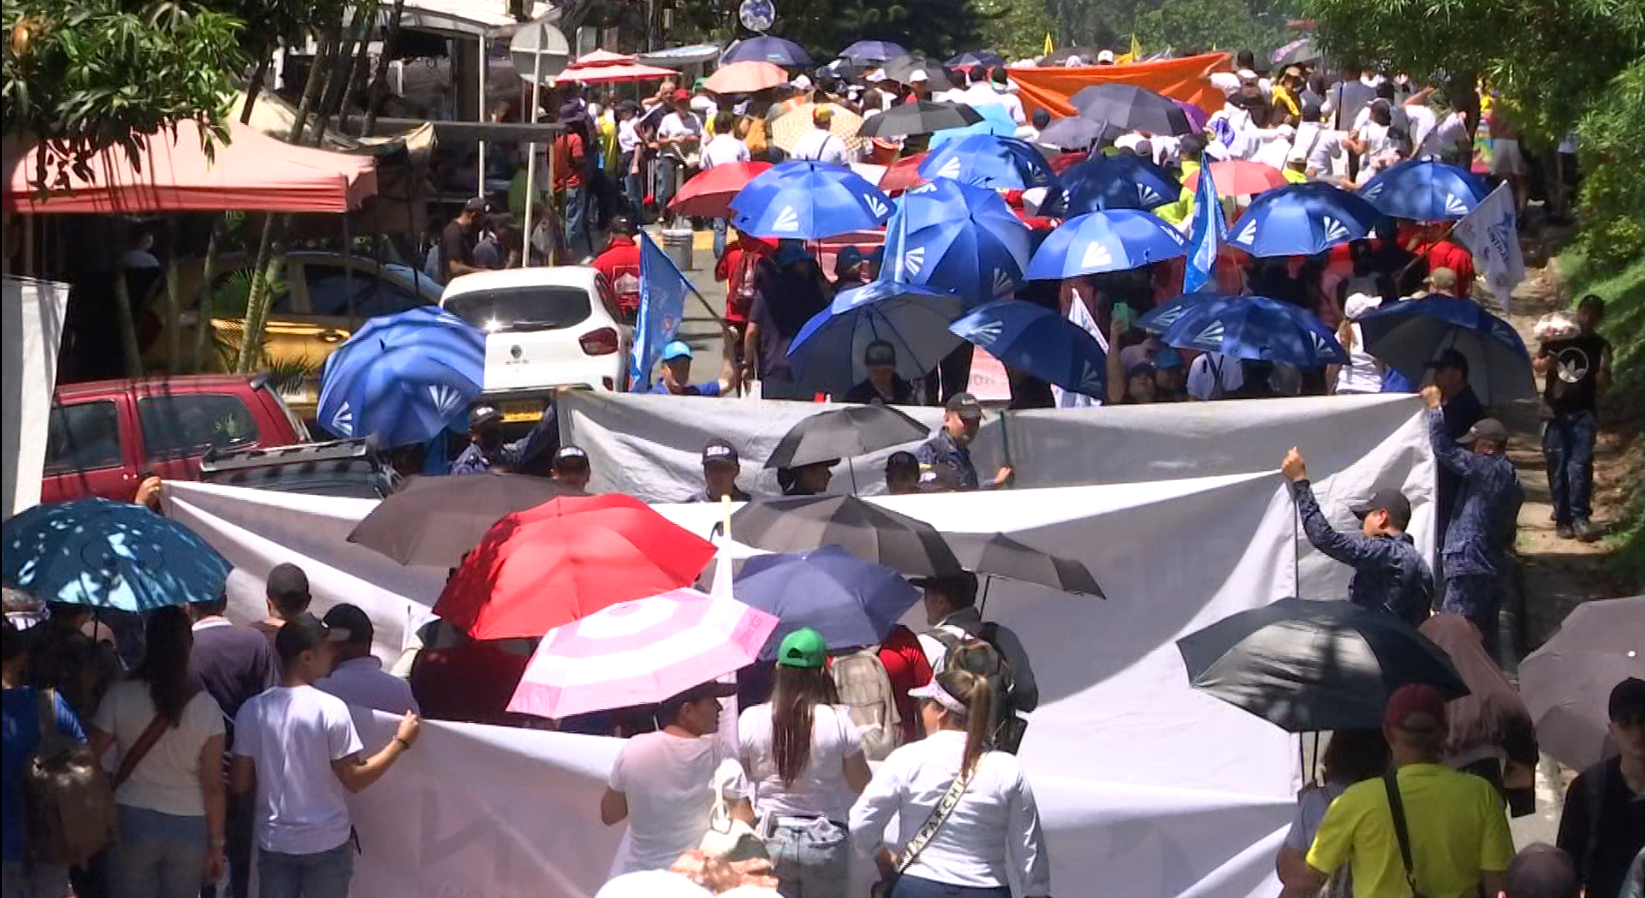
[439,267,631,423]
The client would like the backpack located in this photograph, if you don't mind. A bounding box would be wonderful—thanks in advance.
[23,688,118,867]
[830,647,901,761]
[933,624,1027,754]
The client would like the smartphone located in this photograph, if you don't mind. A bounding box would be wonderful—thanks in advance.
[1112,301,1135,332]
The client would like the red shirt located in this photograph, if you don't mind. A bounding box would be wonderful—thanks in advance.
[553,132,586,190]
[876,625,933,746]
[1421,240,1475,297]
[715,240,768,325]
[593,236,642,313]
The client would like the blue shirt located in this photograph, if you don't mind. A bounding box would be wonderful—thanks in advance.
[448,435,530,475]
[1427,409,1523,577]
[1292,480,1434,625]
[915,430,979,491]
[647,381,722,397]
[2,687,85,862]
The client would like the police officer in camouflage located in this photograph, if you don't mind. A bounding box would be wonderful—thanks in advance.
[914,393,1014,492]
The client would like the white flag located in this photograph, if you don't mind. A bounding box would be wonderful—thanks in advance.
[1053,291,1104,408]
[1450,183,1525,303]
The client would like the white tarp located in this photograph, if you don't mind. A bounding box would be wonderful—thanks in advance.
[2,276,68,519]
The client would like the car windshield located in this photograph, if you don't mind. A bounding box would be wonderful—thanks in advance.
[444,285,591,332]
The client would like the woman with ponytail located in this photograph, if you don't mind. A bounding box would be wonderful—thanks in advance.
[90,606,227,898]
[850,668,1050,898]
[738,628,872,898]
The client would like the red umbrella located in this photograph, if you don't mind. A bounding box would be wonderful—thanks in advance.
[1183,160,1290,197]
[432,494,717,641]
[670,161,772,218]
[878,153,929,196]
[1047,151,1089,176]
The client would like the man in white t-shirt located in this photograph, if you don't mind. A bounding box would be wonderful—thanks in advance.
[316,604,418,715]
[990,68,1026,125]
[600,680,751,874]
[700,111,751,257]
[657,89,704,214]
[1289,102,1346,179]
[790,107,850,165]
[232,615,420,898]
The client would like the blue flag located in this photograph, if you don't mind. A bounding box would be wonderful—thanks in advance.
[1182,155,1227,294]
[630,232,699,391]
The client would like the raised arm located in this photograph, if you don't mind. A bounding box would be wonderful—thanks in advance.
[1284,448,1390,566]
[1422,387,1490,479]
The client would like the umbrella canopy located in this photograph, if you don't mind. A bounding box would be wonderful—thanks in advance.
[1137,291,1220,333]
[316,306,486,448]
[1183,160,1290,198]
[1174,100,1211,133]
[1070,83,1193,135]
[506,588,778,720]
[949,299,1107,397]
[918,134,1057,191]
[1359,160,1491,221]
[1519,595,1645,769]
[1357,296,1535,405]
[735,547,921,657]
[771,103,867,155]
[927,104,1018,148]
[345,473,578,568]
[766,406,930,469]
[947,50,1006,69]
[883,56,955,90]
[433,494,717,640]
[704,60,788,94]
[883,179,1032,305]
[788,279,967,397]
[841,40,908,63]
[722,36,812,66]
[858,102,982,140]
[1026,209,1187,280]
[1054,154,1181,214]
[1,498,231,611]
[946,531,1105,597]
[670,161,772,218]
[1036,117,1119,152]
[1228,182,1382,257]
[1176,598,1469,732]
[1158,294,1347,366]
[730,495,962,578]
[1271,37,1321,67]
[878,152,930,195]
[730,160,891,239]
[557,51,678,83]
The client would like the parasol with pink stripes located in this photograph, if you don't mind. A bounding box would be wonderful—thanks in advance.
[506,588,779,720]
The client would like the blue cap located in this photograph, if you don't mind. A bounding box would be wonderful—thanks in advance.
[1156,348,1184,369]
[662,341,694,361]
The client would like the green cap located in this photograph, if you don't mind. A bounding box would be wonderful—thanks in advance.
[776,628,826,669]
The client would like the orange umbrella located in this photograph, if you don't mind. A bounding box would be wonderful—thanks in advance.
[705,61,788,94]
[878,152,929,195]
[1182,160,1289,197]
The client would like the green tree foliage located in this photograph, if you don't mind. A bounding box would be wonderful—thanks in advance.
[1130,0,1297,57]
[673,0,988,61]
[978,0,1056,61]
[1573,58,1645,270]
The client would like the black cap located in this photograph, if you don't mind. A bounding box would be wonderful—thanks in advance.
[1502,844,1580,898]
[944,392,982,418]
[702,438,739,468]
[462,196,487,214]
[266,562,310,603]
[552,445,590,470]
[274,613,347,665]
[470,404,503,429]
[1350,488,1413,531]
[1610,677,1645,721]
[321,603,373,644]
[1424,348,1469,376]
[864,340,896,367]
[1458,418,1509,445]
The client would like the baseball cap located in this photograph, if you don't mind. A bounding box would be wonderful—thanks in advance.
[1096,50,1117,64]
[266,562,310,604]
[1503,844,1580,898]
[672,88,691,103]
[1427,266,1458,292]
[814,106,834,124]
[776,627,827,669]
[321,603,373,644]
[557,101,585,123]
[1458,418,1509,445]
[1126,360,1157,379]
[1609,676,1645,721]
[863,340,896,367]
[463,196,488,213]
[1344,292,1381,321]
[911,571,978,603]
[702,438,739,468]
[909,70,929,83]
[552,445,590,470]
[1350,488,1413,531]
[274,613,348,665]
[944,392,982,418]
[1383,683,1447,733]
[1424,348,1469,376]
[662,340,694,362]
[1155,348,1185,370]
[469,404,503,428]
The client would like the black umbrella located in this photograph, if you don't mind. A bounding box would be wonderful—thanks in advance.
[765,406,930,470]
[346,473,578,567]
[1519,595,1645,769]
[947,50,1005,69]
[858,101,984,139]
[1176,598,1468,732]
[883,56,956,91]
[1039,47,1099,66]
[1036,116,1121,151]
[1272,38,1321,67]
[947,531,1105,597]
[1070,83,1193,136]
[730,495,962,578]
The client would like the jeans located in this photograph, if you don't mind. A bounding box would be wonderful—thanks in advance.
[111,804,208,898]
[713,218,728,260]
[563,185,591,259]
[1,860,69,898]
[1543,410,1596,522]
[658,158,686,217]
[890,876,1010,898]
[257,842,353,898]
[619,152,642,213]
[768,820,850,898]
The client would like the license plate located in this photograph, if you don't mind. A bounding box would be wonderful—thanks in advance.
[499,399,547,423]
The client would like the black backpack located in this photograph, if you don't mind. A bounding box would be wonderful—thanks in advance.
[933,624,1027,754]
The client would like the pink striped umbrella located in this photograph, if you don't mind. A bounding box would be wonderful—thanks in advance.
[506,588,779,720]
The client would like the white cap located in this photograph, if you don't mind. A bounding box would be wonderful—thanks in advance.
[1096,50,1116,63]
[1344,292,1382,321]
[1237,68,1259,82]
[866,69,888,83]
[1063,56,1084,67]
[1114,132,1145,152]
[792,74,812,88]
[909,70,929,83]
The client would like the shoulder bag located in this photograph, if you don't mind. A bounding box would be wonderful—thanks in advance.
[870,765,975,898]
[699,757,766,862]
[1382,771,1431,898]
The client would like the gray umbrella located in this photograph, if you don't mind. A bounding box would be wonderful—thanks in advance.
[730,495,963,578]
[1519,595,1645,769]
[1357,296,1537,405]
[947,531,1105,597]
[765,406,929,470]
[1036,116,1121,151]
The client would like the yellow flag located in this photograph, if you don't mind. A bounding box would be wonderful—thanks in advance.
[1130,33,1142,59]
[1044,32,1054,55]
[1115,53,1134,65]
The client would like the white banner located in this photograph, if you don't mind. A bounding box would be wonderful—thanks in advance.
[1451,182,1526,303]
[2,276,69,519]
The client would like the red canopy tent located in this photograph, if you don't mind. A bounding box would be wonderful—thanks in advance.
[556,50,677,85]
[3,120,377,214]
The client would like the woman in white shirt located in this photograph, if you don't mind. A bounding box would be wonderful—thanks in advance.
[1330,292,1387,395]
[90,606,226,898]
[738,629,872,898]
[850,669,1050,898]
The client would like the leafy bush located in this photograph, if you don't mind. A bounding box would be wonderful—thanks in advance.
[1572,58,1645,273]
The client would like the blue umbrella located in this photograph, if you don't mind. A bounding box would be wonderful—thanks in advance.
[1,498,232,611]
[925,109,1033,157]
[1026,210,1188,280]
[1358,296,1535,404]
[1228,182,1382,257]
[947,50,1005,69]
[1158,295,1347,366]
[841,40,906,63]
[1054,154,1181,214]
[884,179,1032,305]
[1137,291,1223,333]
[788,279,968,395]
[735,546,922,657]
[317,306,485,448]
[1358,160,1490,221]
[722,35,812,66]
[949,299,1107,397]
[730,161,892,238]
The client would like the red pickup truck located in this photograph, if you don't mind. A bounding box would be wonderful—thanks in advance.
[41,374,308,504]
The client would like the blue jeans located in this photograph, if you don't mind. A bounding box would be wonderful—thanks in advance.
[768,820,849,898]
[1,860,69,898]
[563,185,591,259]
[110,805,208,898]
[713,218,728,260]
[619,152,642,213]
[1543,410,1596,522]
[257,842,353,898]
[890,875,1010,898]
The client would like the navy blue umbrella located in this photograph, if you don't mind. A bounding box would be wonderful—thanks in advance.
[1137,292,1225,333]
[735,546,922,657]
[1358,160,1490,221]
[1228,182,1382,257]
[1026,210,1187,280]
[841,40,907,63]
[722,36,812,66]
[949,299,1107,397]
[788,278,968,396]
[1358,296,1535,404]
[1054,154,1181,214]
[730,161,893,238]
[918,134,1058,191]
[884,179,1032,305]
[1158,295,1347,366]
[317,306,486,448]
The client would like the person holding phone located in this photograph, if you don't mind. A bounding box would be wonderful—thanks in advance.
[1106,304,1160,405]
